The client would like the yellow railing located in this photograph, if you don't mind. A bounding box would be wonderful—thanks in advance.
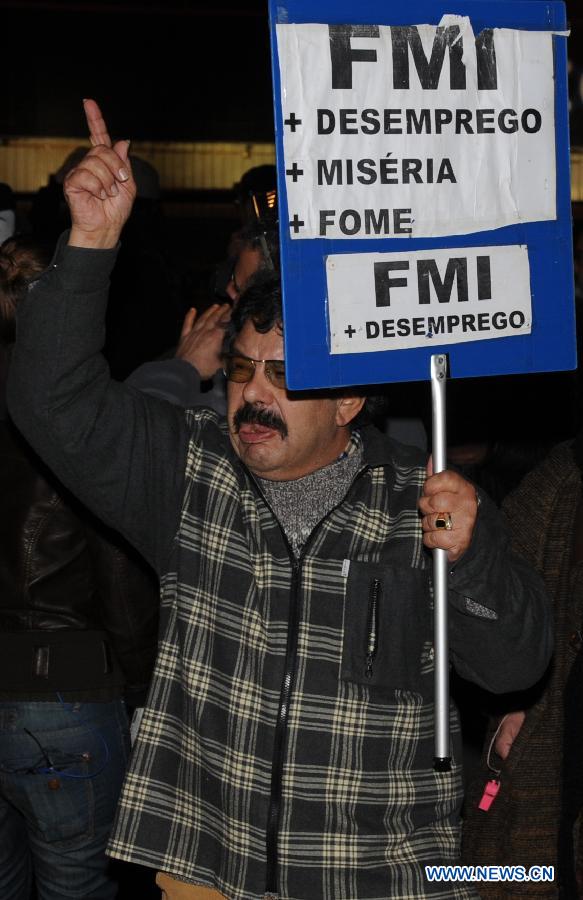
[0,136,276,194]
[2,135,583,203]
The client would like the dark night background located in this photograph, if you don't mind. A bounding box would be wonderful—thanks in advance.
[0,0,581,145]
[0,1,275,143]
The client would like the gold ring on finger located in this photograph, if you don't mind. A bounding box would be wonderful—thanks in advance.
[435,512,453,531]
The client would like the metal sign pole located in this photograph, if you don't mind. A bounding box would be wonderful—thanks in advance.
[430,353,451,772]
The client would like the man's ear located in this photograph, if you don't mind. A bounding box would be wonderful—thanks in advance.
[335,395,365,427]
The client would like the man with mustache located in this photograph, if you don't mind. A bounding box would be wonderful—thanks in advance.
[7,100,552,900]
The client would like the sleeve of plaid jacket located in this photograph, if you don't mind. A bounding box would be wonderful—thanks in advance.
[7,233,189,576]
[447,487,553,693]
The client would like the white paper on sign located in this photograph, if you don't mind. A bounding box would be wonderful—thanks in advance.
[276,21,556,239]
[327,244,532,353]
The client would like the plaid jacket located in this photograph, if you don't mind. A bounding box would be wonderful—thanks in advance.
[108,412,547,900]
[8,242,552,900]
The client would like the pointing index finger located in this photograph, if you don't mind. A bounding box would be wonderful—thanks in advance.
[83,98,112,149]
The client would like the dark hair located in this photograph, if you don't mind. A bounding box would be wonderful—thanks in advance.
[0,235,52,343]
[231,273,282,338]
[229,276,389,427]
[352,391,390,428]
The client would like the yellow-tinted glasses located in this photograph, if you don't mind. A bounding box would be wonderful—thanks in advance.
[222,353,286,389]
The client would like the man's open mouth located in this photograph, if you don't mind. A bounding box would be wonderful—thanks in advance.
[237,423,281,443]
[233,403,288,439]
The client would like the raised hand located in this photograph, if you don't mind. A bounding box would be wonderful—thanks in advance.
[176,304,232,379]
[65,99,136,249]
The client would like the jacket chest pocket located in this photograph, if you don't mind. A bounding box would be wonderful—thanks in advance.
[340,561,432,693]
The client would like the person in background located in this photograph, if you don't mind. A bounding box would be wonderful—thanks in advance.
[462,435,583,897]
[127,226,279,415]
[0,234,159,900]
[127,219,279,412]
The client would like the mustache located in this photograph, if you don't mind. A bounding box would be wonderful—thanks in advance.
[233,403,288,438]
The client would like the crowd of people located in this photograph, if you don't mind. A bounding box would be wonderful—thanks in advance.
[0,97,581,900]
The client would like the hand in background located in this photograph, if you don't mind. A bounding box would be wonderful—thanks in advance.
[495,711,526,760]
[176,304,232,379]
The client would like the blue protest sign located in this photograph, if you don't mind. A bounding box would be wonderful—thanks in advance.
[268,0,575,389]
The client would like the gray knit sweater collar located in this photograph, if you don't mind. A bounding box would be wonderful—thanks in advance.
[257,431,364,558]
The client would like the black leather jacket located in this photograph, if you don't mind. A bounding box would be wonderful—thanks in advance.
[0,410,159,702]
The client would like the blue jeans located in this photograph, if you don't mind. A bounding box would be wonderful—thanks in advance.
[0,699,130,899]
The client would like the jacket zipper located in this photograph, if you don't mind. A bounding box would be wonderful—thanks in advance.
[365,578,381,679]
[248,465,370,897]
[265,559,300,895]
